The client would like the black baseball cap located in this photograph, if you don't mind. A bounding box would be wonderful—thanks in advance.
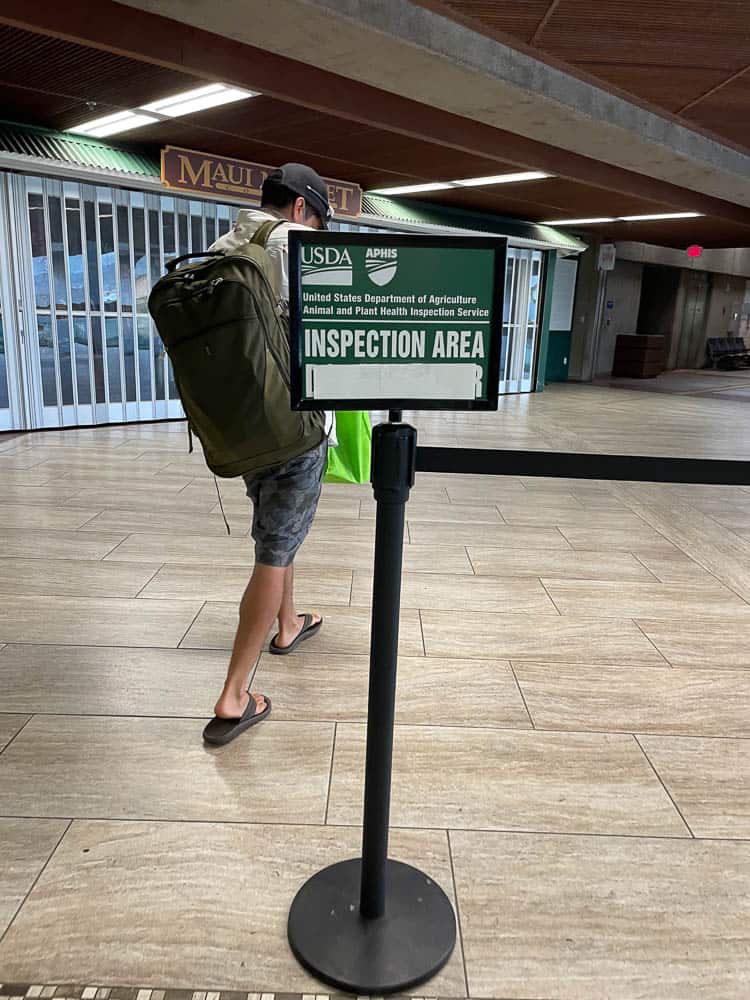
[266,162,333,229]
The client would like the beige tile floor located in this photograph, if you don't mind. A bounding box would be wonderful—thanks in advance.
[1,381,750,998]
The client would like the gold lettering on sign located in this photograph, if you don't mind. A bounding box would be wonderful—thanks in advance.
[161,146,362,219]
[177,153,211,189]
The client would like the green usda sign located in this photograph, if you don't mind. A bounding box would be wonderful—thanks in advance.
[288,233,507,410]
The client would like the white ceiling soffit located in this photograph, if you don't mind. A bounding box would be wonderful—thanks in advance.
[120,0,750,209]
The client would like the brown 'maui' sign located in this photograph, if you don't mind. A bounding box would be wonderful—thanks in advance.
[161,145,362,219]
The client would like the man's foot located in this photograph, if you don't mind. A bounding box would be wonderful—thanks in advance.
[214,690,266,720]
[270,613,323,655]
[203,691,271,745]
[273,615,323,649]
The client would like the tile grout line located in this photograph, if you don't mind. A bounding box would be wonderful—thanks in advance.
[323,722,338,825]
[133,563,167,599]
[630,552,662,582]
[508,662,535,729]
[348,570,354,607]
[97,534,133,562]
[633,619,674,668]
[464,546,477,575]
[0,713,36,757]
[0,812,736,841]
[0,635,700,664]
[553,525,576,550]
[537,578,563,617]
[176,600,208,650]
[2,710,750,740]
[446,830,471,999]
[632,734,695,838]
[75,509,108,529]
[418,609,427,656]
[494,504,508,525]
[0,817,73,950]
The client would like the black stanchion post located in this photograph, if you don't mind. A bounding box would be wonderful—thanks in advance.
[360,413,411,920]
[287,415,456,995]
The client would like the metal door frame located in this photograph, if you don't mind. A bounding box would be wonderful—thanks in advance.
[0,173,33,430]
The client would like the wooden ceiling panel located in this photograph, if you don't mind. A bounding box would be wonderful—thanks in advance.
[683,73,750,148]
[194,101,511,181]
[412,179,678,221]
[1,19,748,246]
[292,131,510,179]
[135,119,399,189]
[424,2,750,152]
[186,96,328,138]
[0,83,85,127]
[605,217,750,249]
[571,64,730,113]
[434,1,551,43]
[531,1,749,70]
[0,24,203,112]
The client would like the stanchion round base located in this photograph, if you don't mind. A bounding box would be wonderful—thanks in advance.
[288,858,456,995]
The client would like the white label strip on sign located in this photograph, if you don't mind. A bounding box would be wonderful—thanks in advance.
[306,363,484,400]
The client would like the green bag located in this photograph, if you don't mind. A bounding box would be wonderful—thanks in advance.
[325,411,372,484]
[147,220,326,478]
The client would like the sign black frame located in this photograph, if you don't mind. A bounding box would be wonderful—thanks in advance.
[288,231,507,412]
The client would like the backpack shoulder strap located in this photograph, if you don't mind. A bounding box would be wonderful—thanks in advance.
[249,219,285,249]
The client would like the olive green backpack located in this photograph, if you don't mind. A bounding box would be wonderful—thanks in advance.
[148,220,325,478]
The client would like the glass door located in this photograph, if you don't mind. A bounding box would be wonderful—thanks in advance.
[9,172,236,429]
[500,247,544,394]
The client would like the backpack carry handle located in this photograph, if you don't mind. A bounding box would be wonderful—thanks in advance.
[165,251,225,273]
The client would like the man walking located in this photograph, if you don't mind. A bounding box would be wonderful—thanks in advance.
[202,163,334,746]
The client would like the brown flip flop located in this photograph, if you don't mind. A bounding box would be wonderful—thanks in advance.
[269,613,322,655]
[202,695,271,745]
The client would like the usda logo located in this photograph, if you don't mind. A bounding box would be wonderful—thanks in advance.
[366,247,398,287]
[301,246,353,285]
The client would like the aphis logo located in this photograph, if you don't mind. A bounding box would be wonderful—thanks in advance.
[301,246,353,285]
[365,247,398,286]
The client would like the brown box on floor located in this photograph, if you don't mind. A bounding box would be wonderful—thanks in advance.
[612,334,666,378]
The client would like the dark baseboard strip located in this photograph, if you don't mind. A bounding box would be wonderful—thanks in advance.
[416,447,750,487]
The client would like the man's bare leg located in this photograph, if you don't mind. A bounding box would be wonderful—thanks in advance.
[213,562,285,719]
[275,562,321,648]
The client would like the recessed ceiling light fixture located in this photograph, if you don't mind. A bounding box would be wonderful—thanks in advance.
[371,170,553,196]
[370,181,457,195]
[454,171,551,187]
[544,212,704,226]
[67,83,257,138]
[140,83,257,117]
[541,217,616,225]
[619,212,702,222]
[69,110,158,138]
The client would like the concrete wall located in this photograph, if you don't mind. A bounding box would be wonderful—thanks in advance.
[706,274,746,339]
[568,242,602,381]
[570,244,750,379]
[594,260,644,376]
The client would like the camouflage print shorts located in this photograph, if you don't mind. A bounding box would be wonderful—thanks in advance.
[242,438,328,567]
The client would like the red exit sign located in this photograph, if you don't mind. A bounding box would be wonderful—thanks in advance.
[687,245,703,258]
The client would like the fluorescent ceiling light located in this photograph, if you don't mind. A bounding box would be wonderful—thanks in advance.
[370,181,456,195]
[542,217,616,225]
[68,110,158,138]
[454,171,551,187]
[619,212,702,222]
[141,83,256,117]
[545,212,704,226]
[372,170,553,196]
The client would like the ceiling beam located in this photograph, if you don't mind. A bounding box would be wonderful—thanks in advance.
[2,0,750,231]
